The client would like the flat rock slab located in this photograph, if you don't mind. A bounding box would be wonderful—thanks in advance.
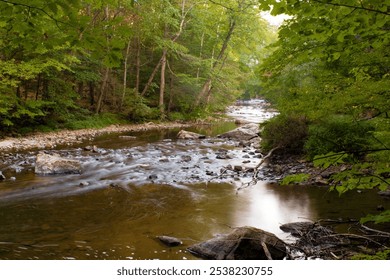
[218,123,260,141]
[187,226,287,260]
[35,153,82,175]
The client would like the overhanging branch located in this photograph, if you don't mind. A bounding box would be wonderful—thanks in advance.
[311,0,390,16]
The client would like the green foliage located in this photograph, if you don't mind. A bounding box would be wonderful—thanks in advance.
[64,112,124,130]
[0,0,276,134]
[258,0,390,225]
[351,249,390,260]
[123,92,160,122]
[313,152,351,169]
[261,114,308,153]
[329,162,390,195]
[360,211,390,225]
[281,173,310,185]
[305,116,375,158]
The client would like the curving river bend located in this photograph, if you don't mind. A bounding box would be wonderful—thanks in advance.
[0,100,388,260]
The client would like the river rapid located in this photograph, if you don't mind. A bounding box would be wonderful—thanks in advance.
[0,100,388,260]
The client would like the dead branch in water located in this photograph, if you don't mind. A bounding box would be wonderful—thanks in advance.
[360,225,390,237]
[236,146,280,193]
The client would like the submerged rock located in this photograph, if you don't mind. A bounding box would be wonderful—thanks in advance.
[157,236,183,247]
[35,153,82,175]
[187,226,287,260]
[177,130,206,140]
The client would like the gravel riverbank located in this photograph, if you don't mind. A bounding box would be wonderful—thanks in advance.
[0,122,193,153]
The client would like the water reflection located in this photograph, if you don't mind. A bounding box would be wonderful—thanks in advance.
[233,182,312,237]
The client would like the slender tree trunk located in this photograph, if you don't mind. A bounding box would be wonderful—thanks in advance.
[141,0,187,99]
[121,38,132,108]
[89,82,95,106]
[196,32,205,80]
[95,67,110,114]
[35,74,41,100]
[159,48,168,115]
[135,36,141,93]
[194,19,236,107]
[168,73,174,113]
[140,58,163,97]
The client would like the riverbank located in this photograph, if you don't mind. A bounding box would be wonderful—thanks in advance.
[0,121,196,153]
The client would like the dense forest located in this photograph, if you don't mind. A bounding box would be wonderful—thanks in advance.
[0,0,274,133]
[1,0,389,225]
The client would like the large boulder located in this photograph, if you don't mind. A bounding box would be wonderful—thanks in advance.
[218,123,260,141]
[177,130,206,140]
[35,153,82,175]
[187,226,287,260]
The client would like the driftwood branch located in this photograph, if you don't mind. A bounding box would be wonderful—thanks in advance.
[360,225,390,237]
[236,146,280,193]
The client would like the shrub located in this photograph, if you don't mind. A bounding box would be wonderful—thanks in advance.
[261,114,309,154]
[304,115,374,158]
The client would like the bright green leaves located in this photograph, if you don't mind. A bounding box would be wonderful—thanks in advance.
[313,152,350,169]
[361,211,390,225]
[281,173,310,185]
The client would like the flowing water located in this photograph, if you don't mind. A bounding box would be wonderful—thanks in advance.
[0,100,389,260]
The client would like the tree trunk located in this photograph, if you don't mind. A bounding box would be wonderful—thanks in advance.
[135,36,141,93]
[89,82,95,106]
[95,67,110,114]
[194,19,236,107]
[159,48,168,115]
[121,38,132,108]
[140,57,163,97]
[196,32,205,80]
[168,74,174,112]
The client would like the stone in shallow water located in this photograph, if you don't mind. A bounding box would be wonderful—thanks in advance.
[218,123,260,141]
[157,236,183,247]
[35,153,82,175]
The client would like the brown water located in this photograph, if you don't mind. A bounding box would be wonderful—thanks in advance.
[0,100,389,260]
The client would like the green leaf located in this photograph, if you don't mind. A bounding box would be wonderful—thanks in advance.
[360,210,390,224]
[313,152,349,168]
[281,173,310,185]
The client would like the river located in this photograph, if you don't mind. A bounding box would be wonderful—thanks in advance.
[0,100,388,260]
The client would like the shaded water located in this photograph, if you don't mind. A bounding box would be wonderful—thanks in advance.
[0,100,389,260]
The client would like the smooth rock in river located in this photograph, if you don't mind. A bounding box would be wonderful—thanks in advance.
[177,130,206,140]
[35,153,82,175]
[218,123,260,141]
[157,236,183,247]
[187,226,287,260]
